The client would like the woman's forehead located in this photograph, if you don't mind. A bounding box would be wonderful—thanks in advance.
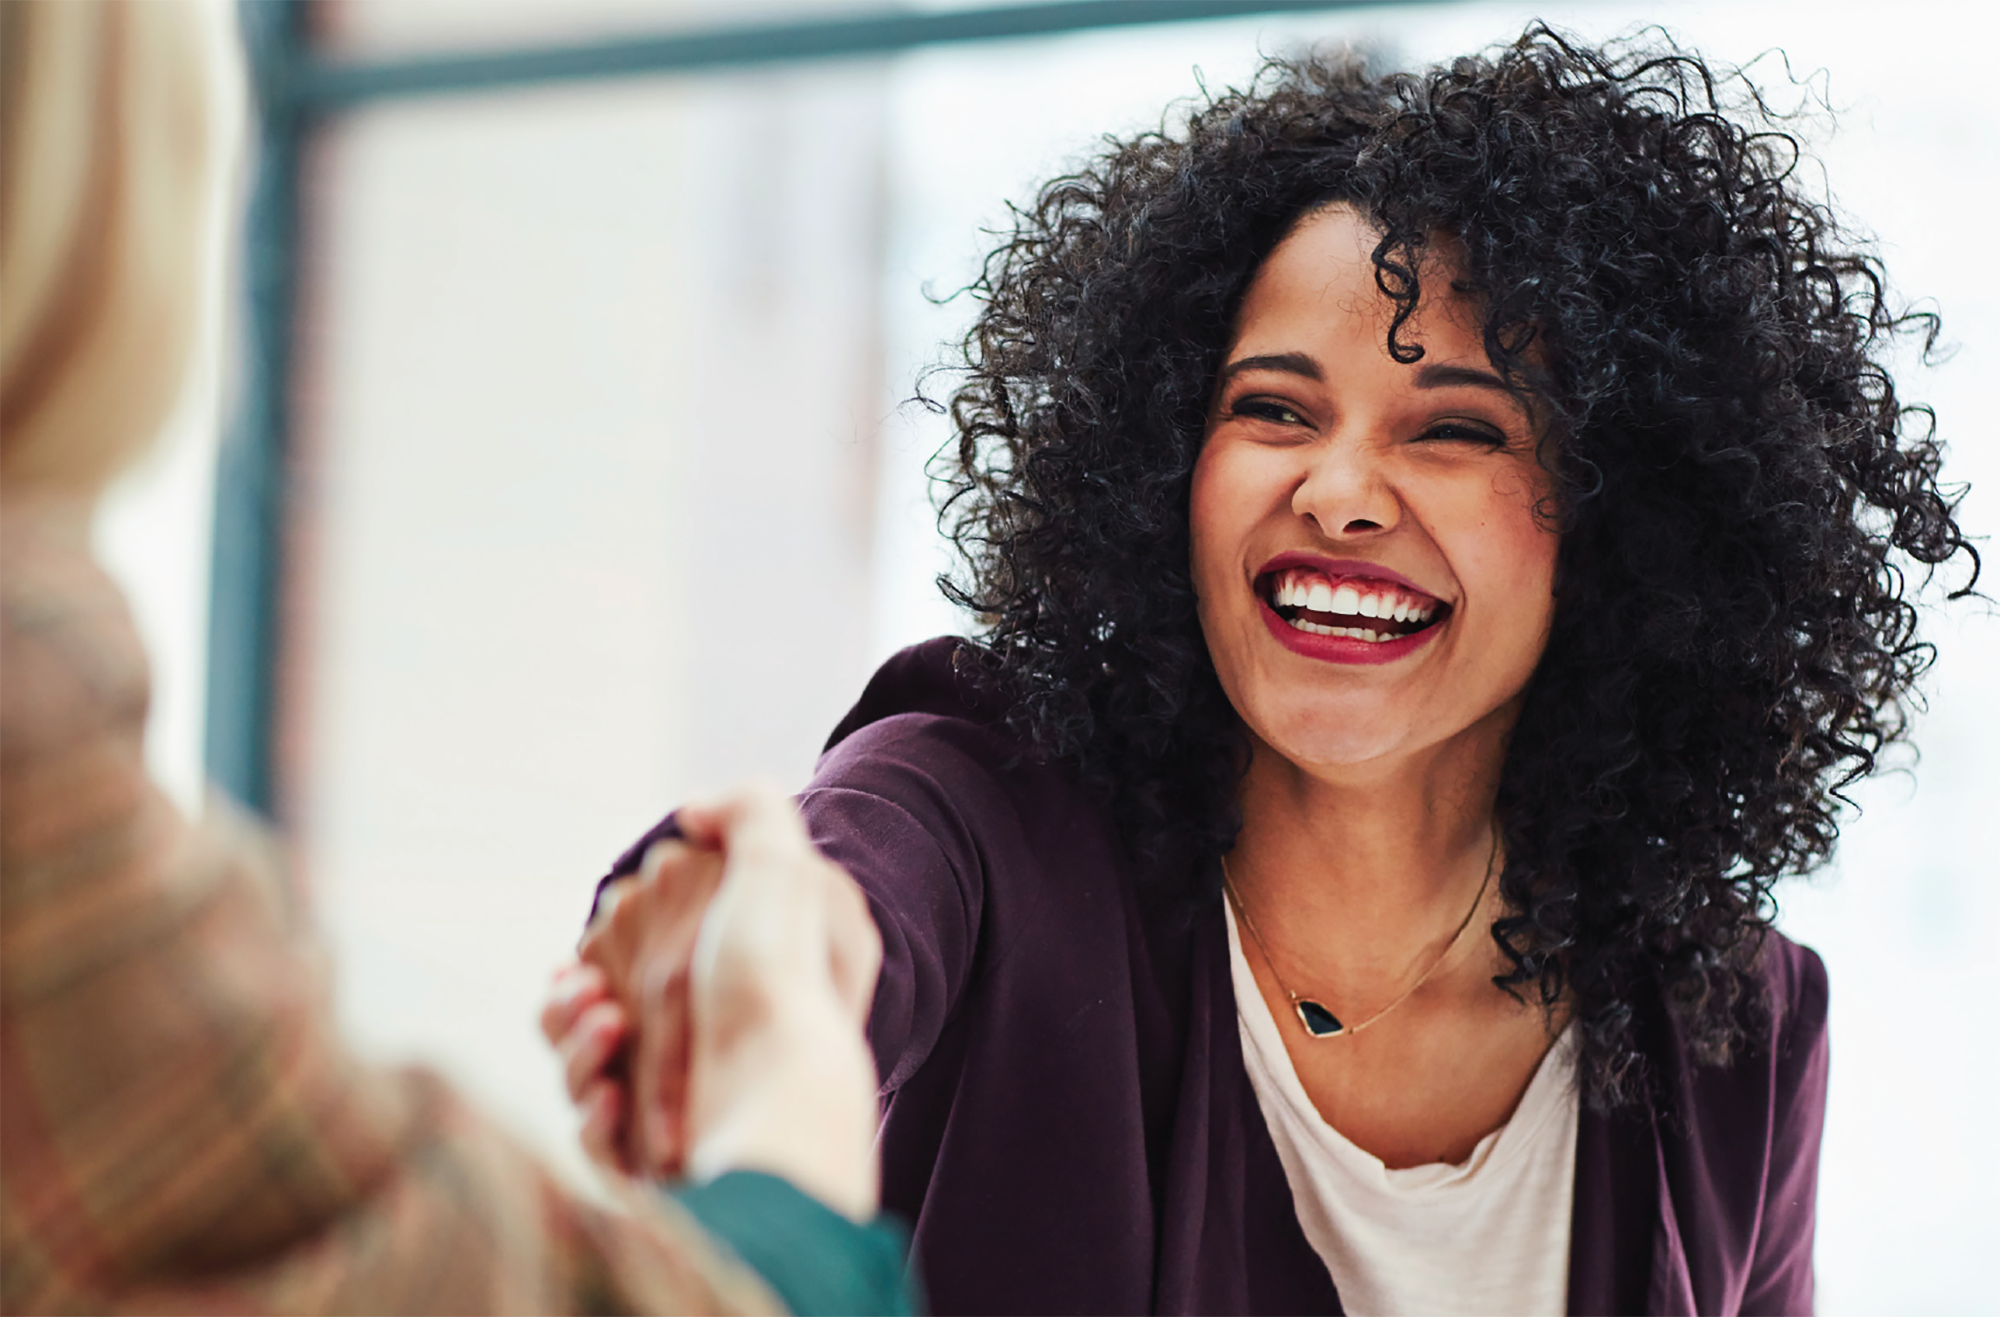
[1233,207,1484,365]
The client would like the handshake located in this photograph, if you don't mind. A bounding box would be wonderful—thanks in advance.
[540,785,884,1220]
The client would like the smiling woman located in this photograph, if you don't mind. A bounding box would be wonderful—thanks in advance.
[554,23,1976,1316]
[1194,207,1557,736]
[1192,207,1567,1191]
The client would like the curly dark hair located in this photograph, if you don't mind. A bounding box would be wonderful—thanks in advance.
[935,25,1976,1107]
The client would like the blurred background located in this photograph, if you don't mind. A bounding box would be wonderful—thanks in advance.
[101,1,1996,1311]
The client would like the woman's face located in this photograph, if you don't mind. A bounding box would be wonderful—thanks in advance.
[1191,205,1559,778]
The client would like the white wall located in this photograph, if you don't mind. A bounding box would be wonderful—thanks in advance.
[285,62,891,1188]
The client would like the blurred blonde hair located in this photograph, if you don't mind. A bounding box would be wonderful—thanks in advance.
[0,0,225,495]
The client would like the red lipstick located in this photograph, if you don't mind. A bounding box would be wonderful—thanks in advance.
[1252,552,1448,666]
[1254,552,1438,597]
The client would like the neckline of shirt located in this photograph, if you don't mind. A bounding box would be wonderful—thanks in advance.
[1225,898,1578,1196]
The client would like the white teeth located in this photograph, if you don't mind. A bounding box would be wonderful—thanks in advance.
[1270,569,1442,632]
[1286,616,1396,643]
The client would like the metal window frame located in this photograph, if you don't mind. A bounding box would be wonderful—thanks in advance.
[203,0,1410,812]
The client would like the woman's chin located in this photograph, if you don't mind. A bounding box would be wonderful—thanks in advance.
[1246,708,1433,777]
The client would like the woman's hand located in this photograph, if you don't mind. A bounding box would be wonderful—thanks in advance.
[542,841,724,1175]
[551,784,883,1218]
[674,786,884,1219]
[540,960,638,1172]
[556,836,728,1175]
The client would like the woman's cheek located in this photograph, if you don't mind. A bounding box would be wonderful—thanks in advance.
[1454,474,1560,674]
[1188,443,1247,594]
[1187,439,1268,679]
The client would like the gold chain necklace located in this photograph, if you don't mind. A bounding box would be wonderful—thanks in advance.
[1221,833,1499,1039]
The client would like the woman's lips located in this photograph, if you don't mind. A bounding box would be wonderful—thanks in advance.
[1258,592,1445,664]
[1251,556,1450,665]
[1255,552,1437,599]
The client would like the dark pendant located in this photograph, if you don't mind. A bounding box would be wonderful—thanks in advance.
[1294,999,1345,1037]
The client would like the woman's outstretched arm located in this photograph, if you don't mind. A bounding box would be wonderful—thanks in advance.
[552,705,1004,1167]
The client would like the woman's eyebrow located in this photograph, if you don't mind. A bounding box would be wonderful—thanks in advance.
[1414,363,1539,423]
[1414,363,1513,394]
[1220,352,1323,383]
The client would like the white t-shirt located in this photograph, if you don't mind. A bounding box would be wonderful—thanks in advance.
[1226,904,1579,1317]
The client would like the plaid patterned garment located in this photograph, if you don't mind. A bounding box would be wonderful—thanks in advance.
[0,499,782,1315]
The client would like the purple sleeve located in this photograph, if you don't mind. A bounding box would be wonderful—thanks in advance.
[593,816,685,920]
[798,784,982,1092]
[1740,944,1830,1316]
[796,713,999,1091]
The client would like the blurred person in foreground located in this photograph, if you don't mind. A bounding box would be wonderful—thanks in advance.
[0,3,908,1312]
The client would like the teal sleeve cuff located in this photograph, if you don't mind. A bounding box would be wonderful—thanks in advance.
[670,1171,921,1316]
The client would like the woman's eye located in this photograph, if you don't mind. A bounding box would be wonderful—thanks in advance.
[1419,420,1508,446]
[1231,398,1307,426]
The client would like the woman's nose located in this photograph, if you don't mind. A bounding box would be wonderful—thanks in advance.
[1292,444,1401,538]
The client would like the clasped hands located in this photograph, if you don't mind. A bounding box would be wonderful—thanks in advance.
[541,785,883,1220]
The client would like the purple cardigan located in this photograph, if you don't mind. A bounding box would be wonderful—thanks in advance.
[605,638,1827,1316]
